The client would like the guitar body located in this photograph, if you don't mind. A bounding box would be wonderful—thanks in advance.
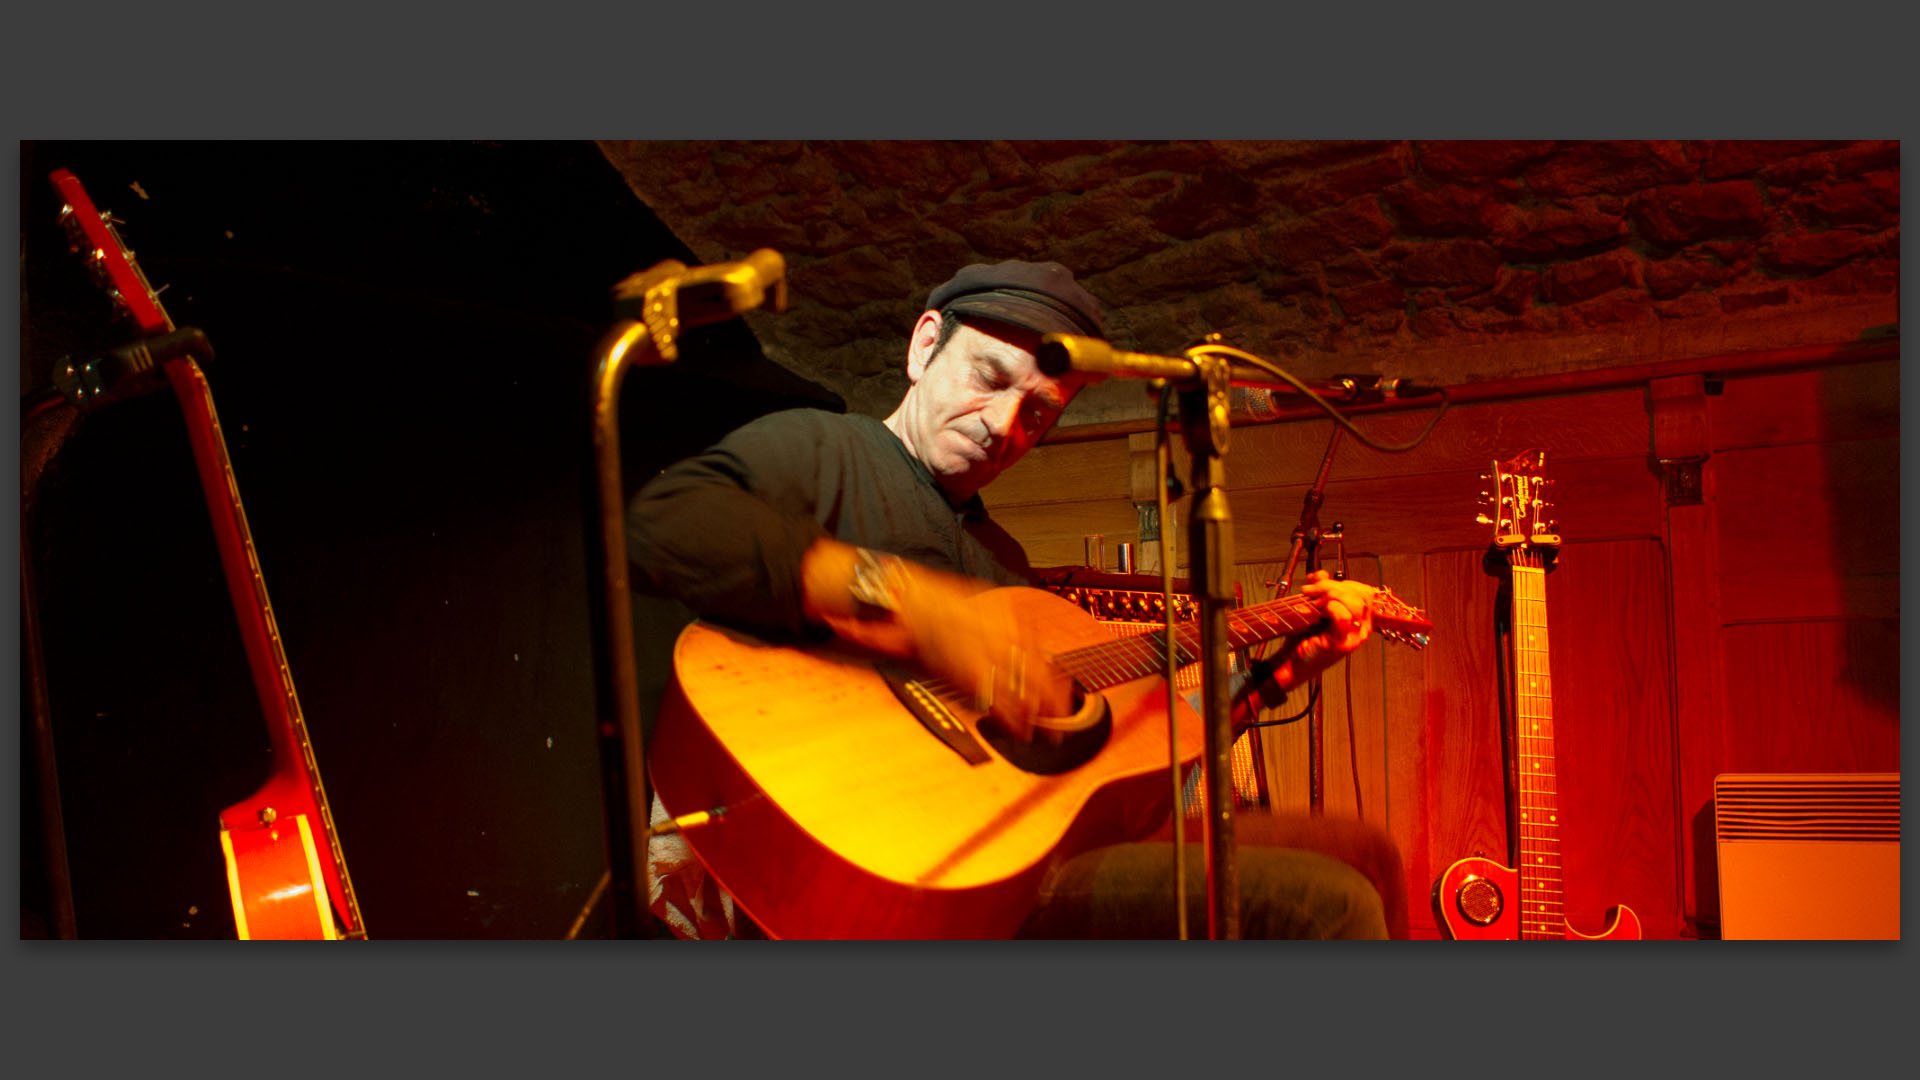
[1433,855,1640,940]
[220,807,340,940]
[650,585,1206,939]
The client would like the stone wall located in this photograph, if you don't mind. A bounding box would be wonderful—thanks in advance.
[598,140,1899,423]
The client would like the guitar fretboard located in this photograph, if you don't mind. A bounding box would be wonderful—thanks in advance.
[1052,594,1329,690]
[1510,561,1563,941]
[173,362,360,934]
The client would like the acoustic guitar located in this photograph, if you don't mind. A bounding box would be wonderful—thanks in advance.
[50,169,364,939]
[1432,449,1639,940]
[651,581,1431,939]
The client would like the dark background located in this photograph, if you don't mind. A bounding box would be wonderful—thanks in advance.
[19,140,840,939]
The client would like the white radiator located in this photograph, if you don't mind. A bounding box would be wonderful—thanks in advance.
[1714,772,1899,940]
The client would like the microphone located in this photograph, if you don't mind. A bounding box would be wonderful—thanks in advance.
[1331,374,1446,401]
[1238,375,1444,420]
[674,248,788,323]
[611,248,788,328]
[1038,335,1446,417]
[1034,334,1198,382]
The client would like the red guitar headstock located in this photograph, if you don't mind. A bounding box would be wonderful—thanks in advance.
[1370,589,1433,650]
[50,168,173,335]
[1478,448,1559,571]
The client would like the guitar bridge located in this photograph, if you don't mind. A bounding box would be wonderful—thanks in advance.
[879,668,992,766]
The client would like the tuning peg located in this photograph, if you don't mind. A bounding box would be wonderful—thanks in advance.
[1475,513,1493,525]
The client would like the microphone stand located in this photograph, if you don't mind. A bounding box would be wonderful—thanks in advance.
[1035,330,1398,939]
[1272,425,1343,816]
[587,250,786,938]
[1172,350,1242,940]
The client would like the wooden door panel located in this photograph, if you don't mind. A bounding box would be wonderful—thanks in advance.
[1720,619,1901,775]
[1547,539,1683,939]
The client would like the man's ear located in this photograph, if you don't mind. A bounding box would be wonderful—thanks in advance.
[904,309,944,383]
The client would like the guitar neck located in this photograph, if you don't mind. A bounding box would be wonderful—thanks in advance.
[1508,560,1564,940]
[170,359,362,935]
[1055,593,1328,691]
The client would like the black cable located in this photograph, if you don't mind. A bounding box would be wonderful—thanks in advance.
[1344,653,1365,822]
[1188,343,1451,454]
[1244,679,1318,728]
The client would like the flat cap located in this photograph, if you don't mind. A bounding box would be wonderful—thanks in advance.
[926,260,1106,340]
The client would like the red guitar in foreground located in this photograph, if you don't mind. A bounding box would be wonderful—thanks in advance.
[50,169,364,939]
[1432,449,1639,940]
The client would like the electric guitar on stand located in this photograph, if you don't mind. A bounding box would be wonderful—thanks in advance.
[1432,449,1639,941]
[48,169,364,939]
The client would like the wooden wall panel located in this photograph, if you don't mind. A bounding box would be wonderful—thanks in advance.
[1709,359,1899,451]
[989,437,1132,507]
[993,498,1142,571]
[1410,549,1505,939]
[1039,386,1656,484]
[1713,439,1900,622]
[1546,539,1682,939]
[993,454,1667,572]
[1720,619,1901,775]
[1377,552,1434,936]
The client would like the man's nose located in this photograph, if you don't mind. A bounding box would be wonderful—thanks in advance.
[983,392,1024,440]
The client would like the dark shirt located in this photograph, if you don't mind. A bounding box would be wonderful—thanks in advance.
[626,409,1032,638]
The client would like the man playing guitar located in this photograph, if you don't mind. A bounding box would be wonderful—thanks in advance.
[628,259,1399,940]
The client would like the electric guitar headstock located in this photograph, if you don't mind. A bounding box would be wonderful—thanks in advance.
[1478,448,1559,574]
[47,169,202,411]
[1369,589,1433,650]
[51,169,173,335]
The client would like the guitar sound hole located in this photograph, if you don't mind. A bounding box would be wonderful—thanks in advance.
[977,697,1112,776]
[1457,877,1503,926]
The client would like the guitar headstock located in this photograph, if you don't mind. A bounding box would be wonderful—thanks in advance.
[1477,448,1559,570]
[50,168,173,335]
[1371,588,1433,650]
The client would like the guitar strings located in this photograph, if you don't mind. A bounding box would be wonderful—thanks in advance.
[909,596,1333,705]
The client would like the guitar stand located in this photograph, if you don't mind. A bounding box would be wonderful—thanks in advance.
[587,250,786,939]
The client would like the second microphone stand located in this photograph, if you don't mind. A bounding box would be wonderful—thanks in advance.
[1270,423,1346,816]
[588,250,786,938]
